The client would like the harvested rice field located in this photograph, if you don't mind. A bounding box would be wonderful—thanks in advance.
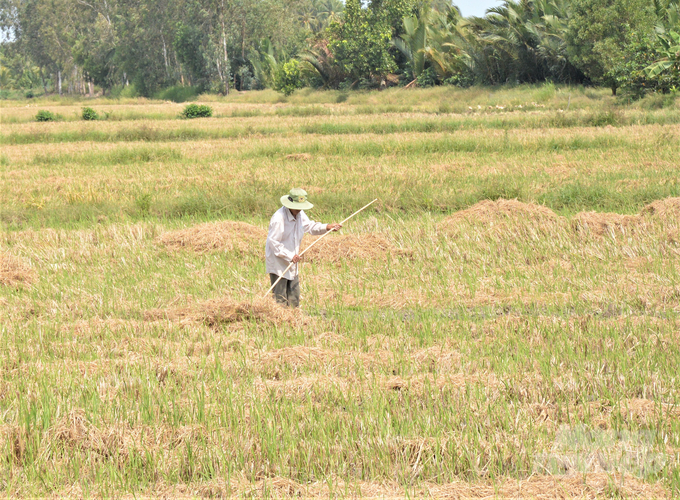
[1,86,680,498]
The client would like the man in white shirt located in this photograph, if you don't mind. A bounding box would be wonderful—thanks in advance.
[266,188,342,307]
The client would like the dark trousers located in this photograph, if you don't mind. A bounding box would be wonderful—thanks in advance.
[269,274,300,308]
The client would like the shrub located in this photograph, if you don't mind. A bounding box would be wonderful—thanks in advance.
[180,104,213,119]
[442,69,476,88]
[416,67,438,88]
[35,110,57,122]
[82,107,99,120]
[273,60,304,96]
[109,84,139,99]
[156,85,199,103]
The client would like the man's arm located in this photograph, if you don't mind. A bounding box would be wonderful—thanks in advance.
[301,212,342,235]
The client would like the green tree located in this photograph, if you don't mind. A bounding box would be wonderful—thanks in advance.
[73,12,118,95]
[173,22,211,91]
[273,58,304,95]
[327,0,403,84]
[567,0,656,95]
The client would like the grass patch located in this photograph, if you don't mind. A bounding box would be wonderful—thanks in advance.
[32,146,182,166]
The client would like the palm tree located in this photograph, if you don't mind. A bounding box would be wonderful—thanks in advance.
[249,39,285,88]
[300,39,346,88]
[646,30,680,83]
[454,0,581,85]
[314,0,344,27]
[393,6,429,79]
[420,9,474,82]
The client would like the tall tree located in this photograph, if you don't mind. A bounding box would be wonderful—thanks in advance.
[566,0,657,95]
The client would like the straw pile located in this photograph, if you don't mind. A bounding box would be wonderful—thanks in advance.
[302,233,412,263]
[572,211,640,236]
[0,252,35,288]
[642,197,680,220]
[439,199,561,234]
[144,297,310,328]
[157,221,265,254]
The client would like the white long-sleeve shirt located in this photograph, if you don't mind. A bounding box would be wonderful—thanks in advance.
[265,206,328,279]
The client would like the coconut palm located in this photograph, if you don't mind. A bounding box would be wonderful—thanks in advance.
[300,39,345,88]
[393,7,429,79]
[453,0,581,84]
[420,9,474,81]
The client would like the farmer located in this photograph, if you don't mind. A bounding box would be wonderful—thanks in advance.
[266,188,342,307]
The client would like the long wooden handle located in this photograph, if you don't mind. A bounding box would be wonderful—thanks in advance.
[262,199,378,298]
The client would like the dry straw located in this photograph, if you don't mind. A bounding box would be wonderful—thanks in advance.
[302,232,412,263]
[642,196,680,220]
[438,199,563,237]
[145,296,310,328]
[439,197,680,238]
[157,221,266,253]
[572,197,680,236]
[152,472,669,498]
[572,211,640,236]
[0,252,35,287]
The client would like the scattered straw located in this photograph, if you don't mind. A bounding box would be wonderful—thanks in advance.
[428,473,669,498]
[572,211,640,236]
[144,297,310,328]
[383,372,498,394]
[157,221,265,254]
[0,252,36,288]
[154,472,669,499]
[284,153,312,161]
[302,233,412,263]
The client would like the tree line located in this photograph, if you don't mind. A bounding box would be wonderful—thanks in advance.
[1,0,679,99]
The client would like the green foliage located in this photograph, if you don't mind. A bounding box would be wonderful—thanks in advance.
[566,0,657,95]
[73,13,118,94]
[173,23,211,91]
[394,8,429,79]
[81,107,99,121]
[2,0,679,97]
[249,39,282,89]
[109,84,139,99]
[327,0,408,83]
[442,71,475,87]
[134,193,153,214]
[35,110,57,122]
[156,86,200,103]
[180,104,213,119]
[273,60,305,96]
[618,33,667,98]
[416,67,438,87]
[645,30,680,90]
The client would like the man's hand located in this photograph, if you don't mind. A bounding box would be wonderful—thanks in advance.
[292,254,301,263]
[327,223,343,232]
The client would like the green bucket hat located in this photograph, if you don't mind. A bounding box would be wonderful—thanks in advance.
[281,188,314,210]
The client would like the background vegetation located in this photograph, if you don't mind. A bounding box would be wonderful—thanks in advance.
[1,0,679,100]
